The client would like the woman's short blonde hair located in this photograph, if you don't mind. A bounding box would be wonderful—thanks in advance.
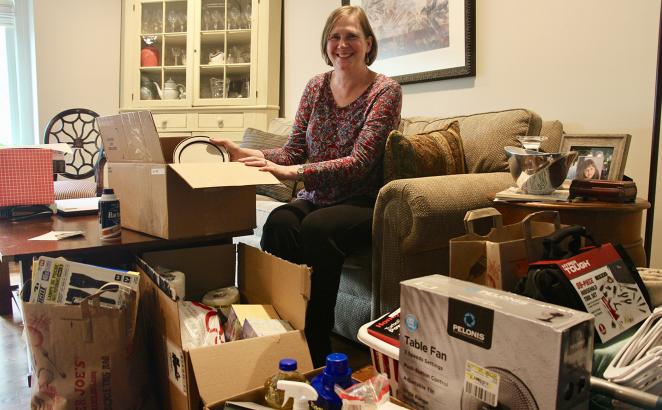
[320,5,378,66]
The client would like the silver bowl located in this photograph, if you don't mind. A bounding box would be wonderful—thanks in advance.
[504,146,578,194]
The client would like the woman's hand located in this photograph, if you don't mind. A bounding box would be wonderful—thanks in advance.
[210,138,263,161]
[238,156,299,181]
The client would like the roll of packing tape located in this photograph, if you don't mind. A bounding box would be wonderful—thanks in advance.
[162,270,186,300]
[202,286,240,316]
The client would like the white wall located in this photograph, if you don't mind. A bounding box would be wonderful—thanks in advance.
[31,0,662,265]
[283,0,662,265]
[33,0,121,138]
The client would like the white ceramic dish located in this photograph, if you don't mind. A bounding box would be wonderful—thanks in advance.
[172,136,228,163]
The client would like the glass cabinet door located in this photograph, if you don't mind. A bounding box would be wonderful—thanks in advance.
[196,0,255,104]
[138,0,189,103]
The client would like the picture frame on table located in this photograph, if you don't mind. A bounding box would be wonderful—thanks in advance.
[560,134,631,181]
[340,0,476,85]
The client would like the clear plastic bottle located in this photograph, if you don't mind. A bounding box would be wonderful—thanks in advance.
[264,358,308,409]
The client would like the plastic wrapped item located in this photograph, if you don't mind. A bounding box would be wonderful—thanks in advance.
[202,286,240,317]
[155,265,186,300]
[178,301,224,350]
[334,373,390,410]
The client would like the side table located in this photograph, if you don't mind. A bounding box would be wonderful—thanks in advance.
[492,198,650,267]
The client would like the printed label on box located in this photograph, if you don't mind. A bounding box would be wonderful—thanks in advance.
[464,360,499,407]
[166,337,187,395]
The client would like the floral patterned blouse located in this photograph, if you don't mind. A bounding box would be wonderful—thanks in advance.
[262,71,402,206]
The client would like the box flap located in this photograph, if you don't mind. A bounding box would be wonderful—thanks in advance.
[169,162,280,189]
[189,331,313,406]
[97,111,165,164]
[238,244,310,331]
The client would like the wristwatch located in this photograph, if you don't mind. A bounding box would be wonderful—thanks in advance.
[297,165,305,181]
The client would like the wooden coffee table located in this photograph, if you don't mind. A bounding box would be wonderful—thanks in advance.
[492,198,650,267]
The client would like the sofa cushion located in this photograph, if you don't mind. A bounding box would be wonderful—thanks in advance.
[399,108,543,174]
[540,120,563,153]
[240,127,296,202]
[383,121,466,184]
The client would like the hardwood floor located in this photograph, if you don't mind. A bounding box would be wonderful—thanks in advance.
[0,263,371,409]
[0,266,30,410]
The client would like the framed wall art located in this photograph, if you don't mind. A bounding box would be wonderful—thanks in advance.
[560,134,632,181]
[341,0,476,84]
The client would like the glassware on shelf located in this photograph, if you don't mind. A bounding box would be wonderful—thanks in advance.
[177,11,187,32]
[202,8,212,30]
[171,47,183,66]
[210,77,224,98]
[168,10,178,32]
[211,8,223,30]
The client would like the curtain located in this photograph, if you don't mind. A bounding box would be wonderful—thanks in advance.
[0,0,38,146]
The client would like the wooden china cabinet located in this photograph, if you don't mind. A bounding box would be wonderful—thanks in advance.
[119,0,281,140]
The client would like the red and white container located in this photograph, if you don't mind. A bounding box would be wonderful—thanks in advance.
[357,320,400,395]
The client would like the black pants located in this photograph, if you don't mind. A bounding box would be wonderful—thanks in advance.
[260,197,374,367]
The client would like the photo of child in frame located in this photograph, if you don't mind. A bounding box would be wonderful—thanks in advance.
[565,146,613,180]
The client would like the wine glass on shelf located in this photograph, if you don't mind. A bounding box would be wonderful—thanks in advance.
[211,8,222,30]
[171,47,182,66]
[178,11,186,32]
[168,10,177,32]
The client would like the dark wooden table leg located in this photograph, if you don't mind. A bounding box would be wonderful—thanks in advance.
[0,259,13,315]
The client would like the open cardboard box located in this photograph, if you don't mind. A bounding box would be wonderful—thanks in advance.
[136,243,313,410]
[97,111,279,239]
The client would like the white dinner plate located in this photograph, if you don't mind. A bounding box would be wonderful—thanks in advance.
[172,136,228,163]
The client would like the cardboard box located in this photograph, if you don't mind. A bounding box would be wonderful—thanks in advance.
[399,275,594,410]
[97,111,279,239]
[136,243,313,410]
[225,304,280,341]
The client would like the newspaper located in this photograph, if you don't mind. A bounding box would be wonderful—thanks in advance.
[30,256,140,308]
[495,186,570,202]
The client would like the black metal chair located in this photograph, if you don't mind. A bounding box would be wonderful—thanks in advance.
[44,108,102,180]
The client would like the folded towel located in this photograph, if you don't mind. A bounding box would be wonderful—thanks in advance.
[638,267,662,307]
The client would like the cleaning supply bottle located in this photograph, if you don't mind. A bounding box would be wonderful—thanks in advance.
[310,353,354,410]
[265,358,308,409]
[277,380,318,410]
[99,188,121,241]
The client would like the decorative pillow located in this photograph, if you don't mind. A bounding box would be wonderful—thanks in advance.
[240,127,297,202]
[383,121,466,184]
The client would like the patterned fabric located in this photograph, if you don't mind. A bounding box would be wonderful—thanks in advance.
[400,109,542,173]
[540,120,564,153]
[383,121,466,184]
[0,148,54,206]
[240,128,297,202]
[262,71,402,206]
[53,180,97,200]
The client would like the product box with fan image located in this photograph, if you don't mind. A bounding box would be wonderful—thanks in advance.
[97,111,280,239]
[398,275,594,410]
[136,242,313,410]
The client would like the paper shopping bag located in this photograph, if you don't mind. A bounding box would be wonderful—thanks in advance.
[22,287,153,409]
[450,207,561,291]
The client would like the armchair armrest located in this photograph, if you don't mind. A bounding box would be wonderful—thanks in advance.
[371,172,513,316]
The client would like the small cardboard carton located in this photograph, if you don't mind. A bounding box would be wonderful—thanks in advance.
[399,275,594,410]
[136,243,313,410]
[97,111,279,239]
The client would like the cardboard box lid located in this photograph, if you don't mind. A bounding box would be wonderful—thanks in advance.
[238,244,310,331]
[169,162,279,189]
[97,111,165,164]
[189,331,313,407]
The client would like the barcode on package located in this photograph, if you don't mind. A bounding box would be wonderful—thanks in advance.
[464,360,499,407]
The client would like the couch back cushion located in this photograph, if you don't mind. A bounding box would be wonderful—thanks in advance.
[383,121,466,184]
[539,120,563,153]
[399,109,543,173]
[240,127,296,202]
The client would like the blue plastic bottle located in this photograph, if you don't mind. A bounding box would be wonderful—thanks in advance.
[310,353,354,410]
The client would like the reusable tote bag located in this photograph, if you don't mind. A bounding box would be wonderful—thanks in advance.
[450,207,561,291]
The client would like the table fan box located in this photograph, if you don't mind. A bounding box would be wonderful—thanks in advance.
[399,275,594,410]
[0,147,54,207]
[97,111,279,239]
